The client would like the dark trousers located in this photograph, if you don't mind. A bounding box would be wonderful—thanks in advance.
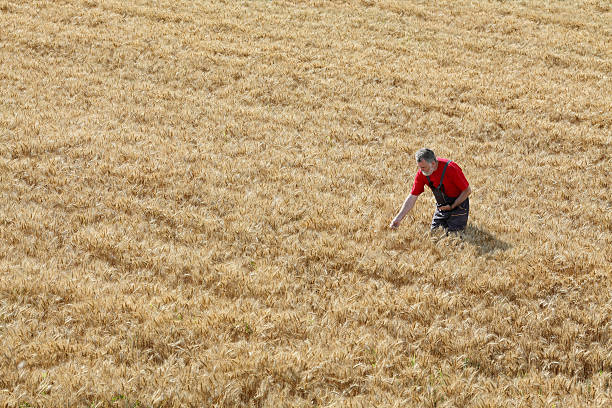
[431,198,469,232]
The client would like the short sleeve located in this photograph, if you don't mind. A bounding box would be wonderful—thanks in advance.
[410,172,425,196]
[450,163,469,191]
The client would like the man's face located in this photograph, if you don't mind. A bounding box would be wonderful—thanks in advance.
[418,159,436,176]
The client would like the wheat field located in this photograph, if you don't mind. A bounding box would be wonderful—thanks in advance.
[0,0,610,406]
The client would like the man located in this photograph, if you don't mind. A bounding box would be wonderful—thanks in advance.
[390,148,471,233]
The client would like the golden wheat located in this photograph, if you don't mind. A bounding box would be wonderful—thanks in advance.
[0,0,610,406]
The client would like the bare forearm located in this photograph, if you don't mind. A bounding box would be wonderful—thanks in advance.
[451,186,471,209]
[395,194,418,221]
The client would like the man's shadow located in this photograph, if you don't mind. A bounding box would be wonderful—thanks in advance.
[461,224,511,256]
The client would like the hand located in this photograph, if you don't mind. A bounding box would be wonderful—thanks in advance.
[438,205,452,212]
[389,218,401,229]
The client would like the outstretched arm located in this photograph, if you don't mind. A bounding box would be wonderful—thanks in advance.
[390,194,418,229]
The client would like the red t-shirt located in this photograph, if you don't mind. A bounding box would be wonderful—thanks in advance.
[410,158,469,198]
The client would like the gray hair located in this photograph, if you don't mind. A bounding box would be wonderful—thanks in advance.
[415,148,436,163]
